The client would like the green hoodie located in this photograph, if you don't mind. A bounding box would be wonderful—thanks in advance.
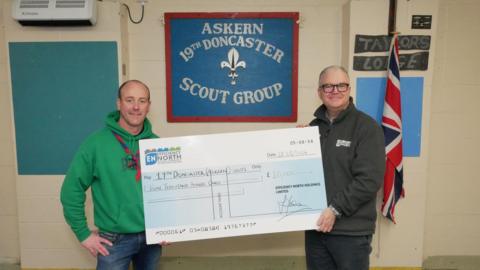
[60,111,158,242]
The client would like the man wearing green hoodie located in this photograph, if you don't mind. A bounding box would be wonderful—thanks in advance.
[61,80,162,270]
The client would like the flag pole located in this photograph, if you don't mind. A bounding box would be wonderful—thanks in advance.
[388,0,397,35]
[381,15,404,223]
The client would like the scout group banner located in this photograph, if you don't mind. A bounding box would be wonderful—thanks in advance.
[164,12,299,122]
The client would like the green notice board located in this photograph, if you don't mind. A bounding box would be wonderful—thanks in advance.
[9,41,119,175]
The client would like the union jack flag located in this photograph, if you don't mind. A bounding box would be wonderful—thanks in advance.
[381,33,404,223]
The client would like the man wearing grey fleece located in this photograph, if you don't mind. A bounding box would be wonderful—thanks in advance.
[305,65,386,270]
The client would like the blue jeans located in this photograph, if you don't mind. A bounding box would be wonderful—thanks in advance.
[305,231,372,270]
[97,231,162,270]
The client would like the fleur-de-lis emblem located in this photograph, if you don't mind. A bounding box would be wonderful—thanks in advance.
[220,48,246,85]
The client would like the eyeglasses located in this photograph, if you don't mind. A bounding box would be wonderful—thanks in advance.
[319,83,350,93]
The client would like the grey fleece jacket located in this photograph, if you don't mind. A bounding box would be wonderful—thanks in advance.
[309,99,386,235]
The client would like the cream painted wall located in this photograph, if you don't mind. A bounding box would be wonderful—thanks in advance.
[0,1,20,265]
[346,1,438,267]
[123,0,349,138]
[424,0,480,257]
[1,0,479,269]
[123,0,350,258]
[1,1,124,268]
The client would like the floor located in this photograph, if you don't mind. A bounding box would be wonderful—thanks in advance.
[423,256,480,270]
[1,256,480,270]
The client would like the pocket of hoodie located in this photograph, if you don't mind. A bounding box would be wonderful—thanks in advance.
[115,203,143,230]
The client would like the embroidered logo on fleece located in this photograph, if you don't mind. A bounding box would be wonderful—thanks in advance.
[336,139,351,147]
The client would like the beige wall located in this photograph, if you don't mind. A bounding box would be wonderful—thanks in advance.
[424,0,480,257]
[117,0,351,259]
[346,1,439,267]
[0,1,20,265]
[1,1,124,268]
[0,0,479,268]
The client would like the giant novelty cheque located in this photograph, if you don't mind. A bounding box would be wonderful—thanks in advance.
[139,127,327,243]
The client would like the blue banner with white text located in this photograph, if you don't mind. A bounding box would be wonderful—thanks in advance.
[165,13,299,122]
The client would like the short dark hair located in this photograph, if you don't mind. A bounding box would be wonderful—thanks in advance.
[117,79,150,100]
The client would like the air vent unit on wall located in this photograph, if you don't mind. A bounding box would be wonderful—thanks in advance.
[12,0,97,26]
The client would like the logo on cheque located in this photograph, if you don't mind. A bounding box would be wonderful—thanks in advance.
[145,147,182,165]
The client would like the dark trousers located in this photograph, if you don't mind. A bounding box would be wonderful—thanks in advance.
[305,230,372,270]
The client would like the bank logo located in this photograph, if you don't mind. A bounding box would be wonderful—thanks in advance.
[145,147,182,165]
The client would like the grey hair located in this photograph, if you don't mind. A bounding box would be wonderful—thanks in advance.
[318,65,350,86]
